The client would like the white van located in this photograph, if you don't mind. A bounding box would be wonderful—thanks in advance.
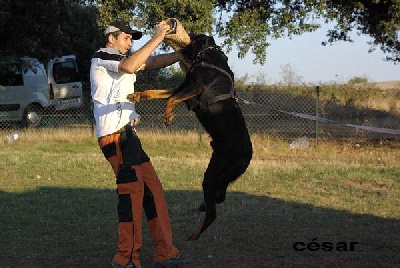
[47,55,82,110]
[0,56,49,127]
[0,55,82,127]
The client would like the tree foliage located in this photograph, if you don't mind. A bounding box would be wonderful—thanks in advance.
[96,0,400,64]
[0,0,101,79]
[1,0,398,84]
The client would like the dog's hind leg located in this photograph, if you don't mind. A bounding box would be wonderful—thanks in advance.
[197,189,226,212]
[197,134,252,211]
[190,151,252,240]
[187,147,232,240]
[187,179,218,241]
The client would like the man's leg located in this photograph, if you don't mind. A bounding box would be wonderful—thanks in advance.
[99,131,145,267]
[140,160,180,262]
[113,164,144,267]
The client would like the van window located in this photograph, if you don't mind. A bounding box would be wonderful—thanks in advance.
[53,61,80,84]
[0,59,23,86]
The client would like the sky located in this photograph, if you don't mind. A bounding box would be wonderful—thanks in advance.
[225,26,400,84]
[136,25,399,85]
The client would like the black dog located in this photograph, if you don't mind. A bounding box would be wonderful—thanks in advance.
[127,34,253,240]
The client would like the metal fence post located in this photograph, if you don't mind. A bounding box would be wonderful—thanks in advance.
[315,86,320,146]
[198,120,202,143]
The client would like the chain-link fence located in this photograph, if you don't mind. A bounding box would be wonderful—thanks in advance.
[134,86,400,141]
[1,84,399,142]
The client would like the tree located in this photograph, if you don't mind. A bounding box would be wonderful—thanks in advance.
[279,63,304,86]
[0,0,101,79]
[95,0,399,64]
[1,0,398,82]
[347,76,369,84]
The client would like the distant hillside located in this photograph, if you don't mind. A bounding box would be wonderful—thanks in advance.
[371,80,400,90]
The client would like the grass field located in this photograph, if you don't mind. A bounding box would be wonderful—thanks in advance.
[1,128,399,267]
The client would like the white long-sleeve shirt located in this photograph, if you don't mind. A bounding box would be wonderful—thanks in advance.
[90,48,140,138]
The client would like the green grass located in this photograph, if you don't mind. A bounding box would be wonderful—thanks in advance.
[1,128,399,267]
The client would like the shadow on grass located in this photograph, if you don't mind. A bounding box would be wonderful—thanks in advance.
[1,187,399,267]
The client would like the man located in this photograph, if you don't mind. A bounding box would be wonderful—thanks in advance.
[90,20,191,268]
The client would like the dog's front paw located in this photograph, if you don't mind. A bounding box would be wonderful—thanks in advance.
[164,113,174,126]
[126,93,142,103]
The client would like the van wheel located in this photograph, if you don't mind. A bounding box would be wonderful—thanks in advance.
[21,104,43,128]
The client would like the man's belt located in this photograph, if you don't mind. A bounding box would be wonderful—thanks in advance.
[98,118,140,141]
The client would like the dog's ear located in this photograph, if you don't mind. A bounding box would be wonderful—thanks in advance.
[194,34,217,50]
[204,36,216,47]
[188,32,200,46]
[180,34,218,63]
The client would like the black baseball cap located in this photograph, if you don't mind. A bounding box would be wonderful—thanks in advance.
[104,21,143,40]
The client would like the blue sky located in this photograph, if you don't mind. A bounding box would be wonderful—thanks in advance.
[136,25,399,84]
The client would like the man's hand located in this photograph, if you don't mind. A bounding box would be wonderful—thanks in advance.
[153,20,171,42]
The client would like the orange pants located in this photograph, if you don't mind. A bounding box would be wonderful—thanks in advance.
[98,124,179,267]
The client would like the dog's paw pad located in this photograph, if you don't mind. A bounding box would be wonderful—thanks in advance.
[127,93,141,103]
